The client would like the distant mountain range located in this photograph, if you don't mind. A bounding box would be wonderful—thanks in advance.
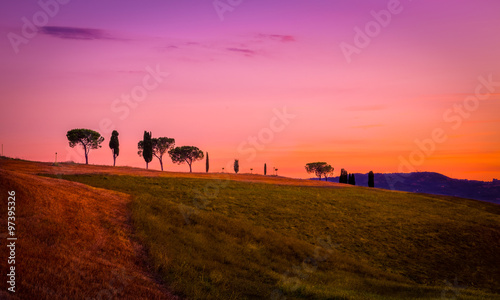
[312,172,500,204]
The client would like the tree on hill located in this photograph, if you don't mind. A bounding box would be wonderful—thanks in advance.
[153,137,175,171]
[339,169,348,183]
[305,162,333,181]
[138,131,153,169]
[169,146,204,173]
[322,164,334,181]
[368,171,375,188]
[109,130,119,166]
[206,152,209,173]
[348,173,356,185]
[66,128,104,165]
[264,163,267,175]
[139,136,175,171]
[234,159,239,174]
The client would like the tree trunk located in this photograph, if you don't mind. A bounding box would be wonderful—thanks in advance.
[113,155,116,167]
[83,144,88,164]
[146,162,148,169]
[188,163,192,173]
[160,159,163,171]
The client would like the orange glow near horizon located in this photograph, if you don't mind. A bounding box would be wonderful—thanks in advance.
[0,1,499,181]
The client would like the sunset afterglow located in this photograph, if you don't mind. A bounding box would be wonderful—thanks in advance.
[1,0,499,180]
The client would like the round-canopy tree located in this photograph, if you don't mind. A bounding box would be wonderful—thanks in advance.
[109,130,119,166]
[66,128,104,165]
[168,146,204,173]
[305,162,334,181]
[153,137,175,171]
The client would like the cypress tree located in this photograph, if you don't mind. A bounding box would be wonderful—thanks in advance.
[234,159,239,174]
[340,168,348,183]
[368,171,375,187]
[109,130,119,166]
[264,163,267,175]
[206,152,209,173]
[142,131,153,169]
[347,173,356,185]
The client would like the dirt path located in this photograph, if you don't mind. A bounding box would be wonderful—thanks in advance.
[0,161,179,299]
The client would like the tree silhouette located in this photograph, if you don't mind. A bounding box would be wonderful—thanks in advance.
[66,128,104,165]
[138,131,153,169]
[348,173,356,185]
[368,171,375,187]
[305,162,333,181]
[153,137,175,171]
[139,137,175,171]
[234,159,239,174]
[339,169,348,183]
[206,152,209,173]
[322,164,334,181]
[169,146,204,173]
[109,130,119,166]
[264,163,267,175]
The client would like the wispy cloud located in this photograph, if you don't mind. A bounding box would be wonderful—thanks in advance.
[154,32,296,60]
[257,34,296,43]
[226,47,257,57]
[40,26,118,40]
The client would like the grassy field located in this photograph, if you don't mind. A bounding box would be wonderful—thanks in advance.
[0,159,177,299]
[47,173,500,300]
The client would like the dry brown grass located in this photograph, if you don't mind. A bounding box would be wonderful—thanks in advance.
[0,159,178,299]
[0,158,345,299]
[0,158,346,188]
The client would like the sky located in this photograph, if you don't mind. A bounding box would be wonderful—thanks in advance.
[0,0,499,180]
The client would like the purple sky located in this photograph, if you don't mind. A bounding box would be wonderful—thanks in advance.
[1,0,499,179]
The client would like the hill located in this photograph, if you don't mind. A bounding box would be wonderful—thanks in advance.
[317,172,500,204]
[1,157,499,299]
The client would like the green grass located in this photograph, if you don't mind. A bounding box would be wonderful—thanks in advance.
[49,174,500,299]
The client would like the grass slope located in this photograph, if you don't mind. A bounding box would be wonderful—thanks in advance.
[0,165,177,299]
[50,173,500,300]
